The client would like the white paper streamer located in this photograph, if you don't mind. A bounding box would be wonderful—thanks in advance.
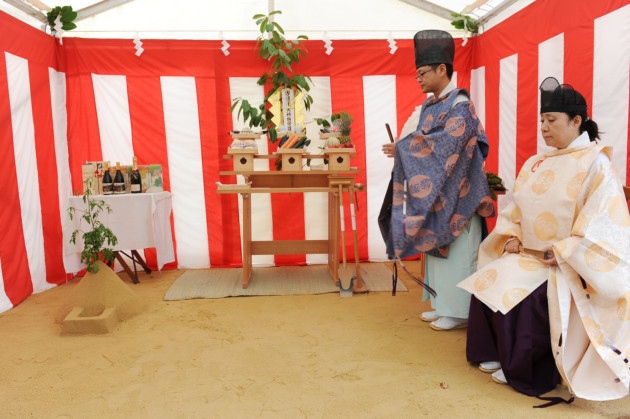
[133,32,144,56]
[323,32,333,55]
[220,32,230,56]
[54,15,64,44]
[388,32,398,55]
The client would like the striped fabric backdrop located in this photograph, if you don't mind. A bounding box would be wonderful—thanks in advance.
[0,0,628,313]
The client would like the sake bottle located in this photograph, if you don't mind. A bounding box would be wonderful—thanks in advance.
[102,161,113,195]
[130,156,142,193]
[113,162,125,194]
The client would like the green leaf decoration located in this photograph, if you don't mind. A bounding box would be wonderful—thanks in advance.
[46,5,78,34]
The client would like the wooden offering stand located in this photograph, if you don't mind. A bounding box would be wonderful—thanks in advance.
[217,146,365,292]
[227,132,261,171]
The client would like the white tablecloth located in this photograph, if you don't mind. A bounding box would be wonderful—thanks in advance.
[64,191,175,271]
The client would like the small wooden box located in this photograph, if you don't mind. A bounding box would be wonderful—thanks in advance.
[228,148,258,172]
[277,148,306,171]
[325,148,355,171]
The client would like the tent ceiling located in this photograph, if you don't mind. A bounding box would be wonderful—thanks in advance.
[2,0,524,38]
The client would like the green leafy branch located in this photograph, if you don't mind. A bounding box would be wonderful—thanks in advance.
[485,171,506,201]
[450,13,479,35]
[314,111,352,131]
[230,10,313,144]
[68,178,118,273]
[47,5,78,33]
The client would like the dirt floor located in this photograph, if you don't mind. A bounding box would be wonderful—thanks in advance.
[2,261,630,418]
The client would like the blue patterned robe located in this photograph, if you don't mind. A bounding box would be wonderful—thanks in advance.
[386,88,495,259]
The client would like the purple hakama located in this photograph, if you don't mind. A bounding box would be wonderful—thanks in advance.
[466,282,561,396]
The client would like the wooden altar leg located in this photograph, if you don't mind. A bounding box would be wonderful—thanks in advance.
[348,183,367,293]
[242,192,253,288]
[328,188,339,285]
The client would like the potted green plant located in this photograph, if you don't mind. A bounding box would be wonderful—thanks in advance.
[68,177,118,273]
[230,10,313,144]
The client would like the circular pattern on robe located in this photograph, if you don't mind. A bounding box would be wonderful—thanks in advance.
[572,212,588,235]
[533,212,559,241]
[459,176,471,197]
[510,205,522,224]
[609,196,630,227]
[582,317,605,346]
[473,269,497,292]
[414,229,438,252]
[465,136,477,158]
[554,240,567,253]
[477,196,496,217]
[392,182,405,205]
[404,215,425,237]
[421,114,434,133]
[590,170,605,192]
[566,171,586,201]
[445,154,459,177]
[408,175,433,199]
[513,171,529,193]
[409,134,434,158]
[445,116,466,137]
[430,192,447,212]
[449,214,468,237]
[531,169,555,195]
[517,255,546,271]
[502,288,529,311]
[584,241,621,272]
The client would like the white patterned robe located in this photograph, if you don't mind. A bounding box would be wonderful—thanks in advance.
[458,133,630,400]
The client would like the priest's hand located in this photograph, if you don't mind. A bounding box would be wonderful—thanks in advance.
[504,236,521,254]
[382,143,395,158]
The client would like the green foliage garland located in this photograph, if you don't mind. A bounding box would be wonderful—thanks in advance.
[47,5,78,33]
[230,10,313,144]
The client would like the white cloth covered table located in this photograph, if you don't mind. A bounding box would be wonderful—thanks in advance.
[64,191,175,272]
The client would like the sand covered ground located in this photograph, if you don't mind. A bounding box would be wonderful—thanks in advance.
[2,261,630,418]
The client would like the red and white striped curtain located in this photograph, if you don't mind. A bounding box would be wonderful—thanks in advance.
[1,0,628,313]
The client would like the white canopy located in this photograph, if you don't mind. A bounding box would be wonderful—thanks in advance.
[1,0,534,40]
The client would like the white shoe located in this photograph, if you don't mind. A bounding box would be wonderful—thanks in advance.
[491,368,507,384]
[479,361,501,373]
[421,310,439,322]
[429,316,467,331]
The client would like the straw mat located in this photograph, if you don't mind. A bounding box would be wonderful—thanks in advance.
[164,263,406,300]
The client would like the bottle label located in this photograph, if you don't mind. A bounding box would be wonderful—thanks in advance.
[131,184,141,193]
[113,182,125,194]
[102,183,113,194]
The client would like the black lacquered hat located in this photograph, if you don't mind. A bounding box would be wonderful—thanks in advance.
[414,30,454,69]
[539,77,587,114]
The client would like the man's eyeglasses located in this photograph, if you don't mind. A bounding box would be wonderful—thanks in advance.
[416,66,436,80]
